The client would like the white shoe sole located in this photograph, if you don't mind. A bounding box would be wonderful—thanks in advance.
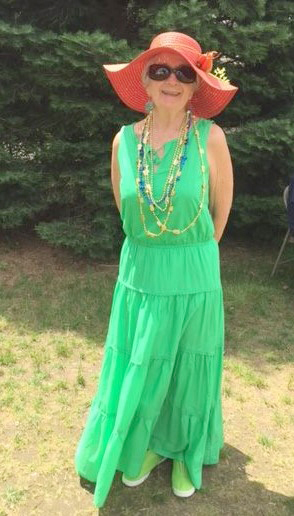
[122,458,166,487]
[172,486,195,498]
[122,471,150,487]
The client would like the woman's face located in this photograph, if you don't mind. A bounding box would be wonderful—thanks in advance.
[144,52,197,113]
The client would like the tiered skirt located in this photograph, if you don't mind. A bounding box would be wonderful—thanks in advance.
[74,277,224,508]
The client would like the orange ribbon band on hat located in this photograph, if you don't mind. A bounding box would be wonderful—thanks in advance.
[196,51,221,73]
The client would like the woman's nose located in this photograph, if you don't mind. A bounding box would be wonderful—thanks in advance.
[165,72,178,84]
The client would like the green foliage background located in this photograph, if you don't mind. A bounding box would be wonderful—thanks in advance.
[1,0,293,258]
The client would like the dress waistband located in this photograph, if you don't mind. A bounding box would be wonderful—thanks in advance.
[118,236,221,295]
[126,236,216,249]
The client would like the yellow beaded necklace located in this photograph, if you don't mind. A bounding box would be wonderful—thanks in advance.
[136,113,206,238]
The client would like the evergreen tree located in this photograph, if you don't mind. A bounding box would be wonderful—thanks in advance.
[0,1,293,259]
[0,0,154,40]
[0,21,134,258]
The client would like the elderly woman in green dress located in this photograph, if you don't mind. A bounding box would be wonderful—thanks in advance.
[75,31,237,509]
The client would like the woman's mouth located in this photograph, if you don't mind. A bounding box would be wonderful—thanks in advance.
[161,90,181,97]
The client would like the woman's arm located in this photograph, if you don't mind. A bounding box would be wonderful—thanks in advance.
[207,124,234,242]
[111,131,121,213]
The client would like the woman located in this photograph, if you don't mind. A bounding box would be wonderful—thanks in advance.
[75,31,238,509]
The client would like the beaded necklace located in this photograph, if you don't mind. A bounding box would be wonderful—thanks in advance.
[137,111,190,212]
[136,111,207,238]
[148,111,191,210]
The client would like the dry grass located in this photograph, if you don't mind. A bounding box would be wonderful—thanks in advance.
[0,234,294,516]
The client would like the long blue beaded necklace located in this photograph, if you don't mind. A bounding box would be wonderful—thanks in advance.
[137,110,191,212]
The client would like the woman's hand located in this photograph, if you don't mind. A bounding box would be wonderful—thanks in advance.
[207,124,233,242]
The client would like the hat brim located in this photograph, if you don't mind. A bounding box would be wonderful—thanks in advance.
[103,47,238,118]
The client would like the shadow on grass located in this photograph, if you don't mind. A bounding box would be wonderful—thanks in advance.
[0,266,118,344]
[0,239,293,362]
[219,242,294,368]
[78,444,293,515]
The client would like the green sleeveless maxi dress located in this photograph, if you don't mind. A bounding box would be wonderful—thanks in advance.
[75,118,225,509]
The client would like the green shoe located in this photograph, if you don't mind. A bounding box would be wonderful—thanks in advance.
[172,460,195,498]
[122,450,165,487]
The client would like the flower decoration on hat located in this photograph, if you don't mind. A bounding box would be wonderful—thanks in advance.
[196,50,231,84]
[196,51,221,73]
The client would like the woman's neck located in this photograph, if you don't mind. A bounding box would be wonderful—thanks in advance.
[151,107,187,134]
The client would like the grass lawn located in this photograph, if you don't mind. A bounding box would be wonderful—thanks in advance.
[0,234,294,515]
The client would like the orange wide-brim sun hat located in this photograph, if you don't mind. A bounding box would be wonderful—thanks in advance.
[103,32,238,119]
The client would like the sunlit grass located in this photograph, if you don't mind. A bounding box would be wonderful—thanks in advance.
[258,435,275,449]
[224,359,268,389]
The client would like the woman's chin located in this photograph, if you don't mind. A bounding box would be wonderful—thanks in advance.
[156,94,187,111]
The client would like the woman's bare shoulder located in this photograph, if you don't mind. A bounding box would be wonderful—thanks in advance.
[112,130,121,148]
[208,123,227,147]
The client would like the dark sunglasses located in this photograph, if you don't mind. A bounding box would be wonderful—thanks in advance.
[148,63,196,84]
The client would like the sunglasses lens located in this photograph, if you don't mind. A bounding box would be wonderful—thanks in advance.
[176,66,196,83]
[148,65,170,81]
[148,64,196,83]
